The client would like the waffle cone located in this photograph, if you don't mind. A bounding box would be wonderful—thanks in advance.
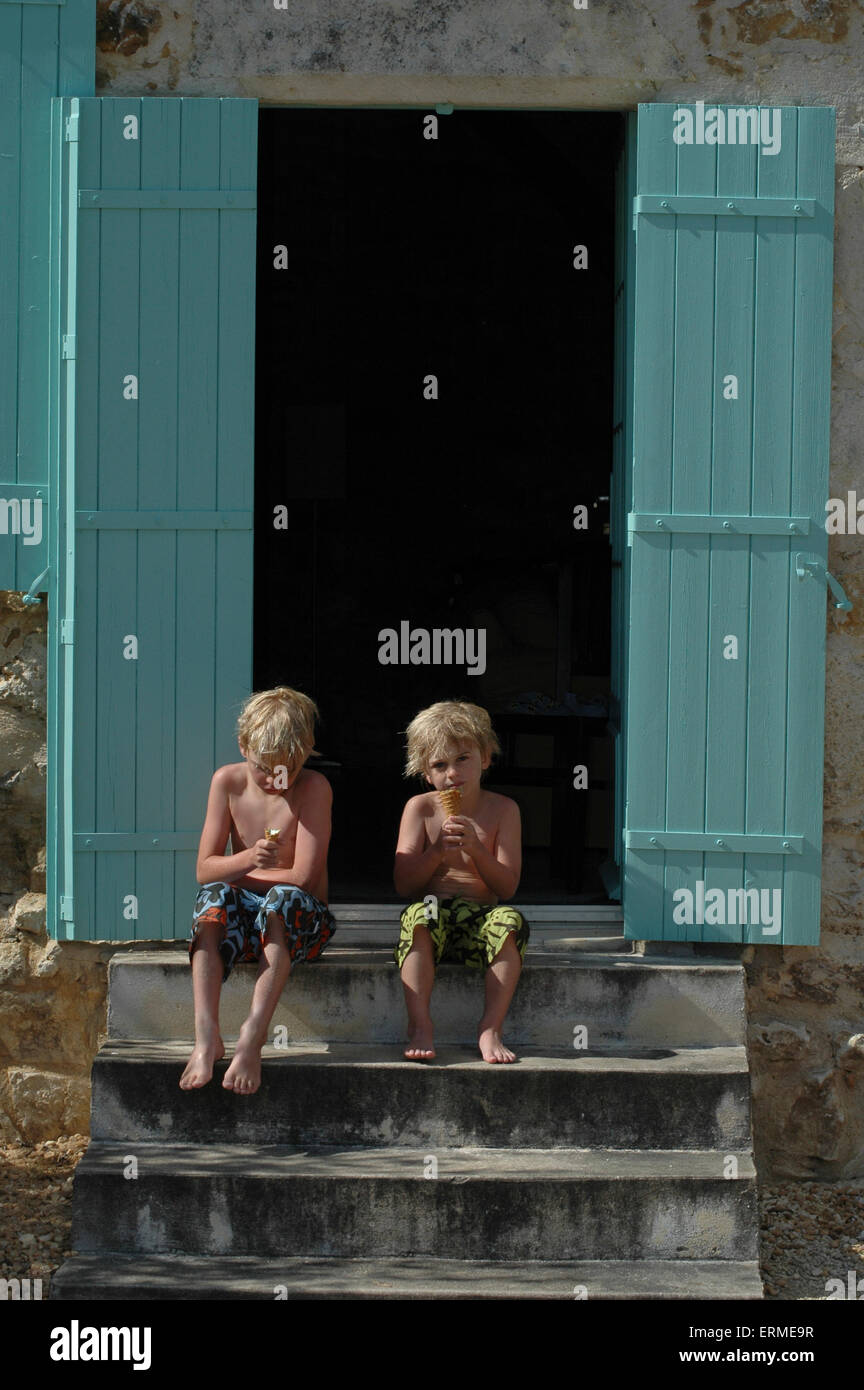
[438,787,462,817]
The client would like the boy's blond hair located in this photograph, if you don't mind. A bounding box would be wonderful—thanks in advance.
[404,700,500,780]
[237,687,320,773]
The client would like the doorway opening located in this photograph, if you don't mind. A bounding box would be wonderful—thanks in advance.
[254,108,623,904]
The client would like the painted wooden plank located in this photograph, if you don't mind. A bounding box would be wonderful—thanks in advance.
[76,511,252,529]
[70,529,97,935]
[92,98,140,940]
[742,109,799,944]
[634,194,814,218]
[94,524,136,938]
[75,832,200,851]
[18,5,58,497]
[626,105,677,940]
[174,850,198,948]
[174,100,223,861]
[21,2,95,939]
[783,106,835,945]
[629,513,810,534]
[67,98,100,939]
[217,99,257,514]
[79,189,255,209]
[215,100,256,777]
[664,119,718,942]
[0,12,22,583]
[175,533,218,831]
[136,98,181,939]
[57,0,94,97]
[626,831,802,853]
[702,135,757,942]
[617,114,637,892]
[135,528,177,938]
[46,95,65,933]
[613,125,633,884]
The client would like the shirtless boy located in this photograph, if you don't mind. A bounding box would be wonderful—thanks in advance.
[393,700,529,1064]
[180,686,335,1096]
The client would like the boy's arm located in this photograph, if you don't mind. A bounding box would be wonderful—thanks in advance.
[286,773,332,893]
[195,768,256,885]
[393,796,444,898]
[456,798,521,900]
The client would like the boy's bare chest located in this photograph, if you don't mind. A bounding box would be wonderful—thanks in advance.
[228,791,298,852]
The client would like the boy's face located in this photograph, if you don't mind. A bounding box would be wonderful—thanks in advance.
[239,739,302,794]
[425,739,489,792]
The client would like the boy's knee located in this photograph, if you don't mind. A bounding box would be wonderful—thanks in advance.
[189,923,222,959]
[262,910,288,938]
[489,930,522,965]
[399,922,435,968]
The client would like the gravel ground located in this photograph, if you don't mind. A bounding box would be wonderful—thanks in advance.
[0,1136,88,1296]
[2,1138,863,1300]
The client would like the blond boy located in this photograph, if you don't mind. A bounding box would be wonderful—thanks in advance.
[180,687,335,1096]
[393,701,529,1063]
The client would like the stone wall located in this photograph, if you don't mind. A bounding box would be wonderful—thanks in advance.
[0,593,96,1140]
[2,0,863,1172]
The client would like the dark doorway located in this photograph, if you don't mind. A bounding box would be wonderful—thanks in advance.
[254,108,622,903]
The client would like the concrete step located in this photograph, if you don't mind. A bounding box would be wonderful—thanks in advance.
[107,947,747,1048]
[50,1253,764,1301]
[323,903,628,950]
[91,1041,753,1150]
[70,1141,758,1261]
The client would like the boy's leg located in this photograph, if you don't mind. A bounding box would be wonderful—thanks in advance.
[400,922,437,1061]
[448,901,528,1063]
[223,912,293,1095]
[479,932,523,1064]
[180,924,226,1089]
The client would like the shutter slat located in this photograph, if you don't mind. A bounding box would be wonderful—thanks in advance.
[783,107,835,945]
[626,106,677,938]
[704,135,756,943]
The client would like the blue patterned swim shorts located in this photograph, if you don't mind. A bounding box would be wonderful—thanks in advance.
[190,881,336,981]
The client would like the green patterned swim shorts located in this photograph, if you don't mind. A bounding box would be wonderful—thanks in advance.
[394,897,530,972]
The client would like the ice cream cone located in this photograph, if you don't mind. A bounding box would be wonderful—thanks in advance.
[438,787,462,817]
[265,827,280,841]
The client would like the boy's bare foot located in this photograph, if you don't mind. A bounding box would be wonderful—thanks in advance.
[478,1026,517,1064]
[179,1034,225,1089]
[222,1031,264,1095]
[404,1022,436,1061]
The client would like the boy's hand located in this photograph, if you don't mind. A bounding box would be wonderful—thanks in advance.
[250,836,280,869]
[443,814,481,855]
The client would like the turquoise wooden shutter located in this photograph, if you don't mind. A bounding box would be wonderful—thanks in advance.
[622,103,839,946]
[606,115,637,903]
[0,0,93,596]
[48,96,257,940]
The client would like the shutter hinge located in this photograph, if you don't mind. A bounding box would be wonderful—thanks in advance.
[62,335,76,360]
[795,553,854,613]
[65,113,79,143]
[60,619,74,644]
[59,896,74,921]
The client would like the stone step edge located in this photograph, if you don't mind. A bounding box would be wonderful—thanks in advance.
[94,1039,752,1073]
[49,1254,764,1301]
[108,948,744,971]
[77,1140,757,1179]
